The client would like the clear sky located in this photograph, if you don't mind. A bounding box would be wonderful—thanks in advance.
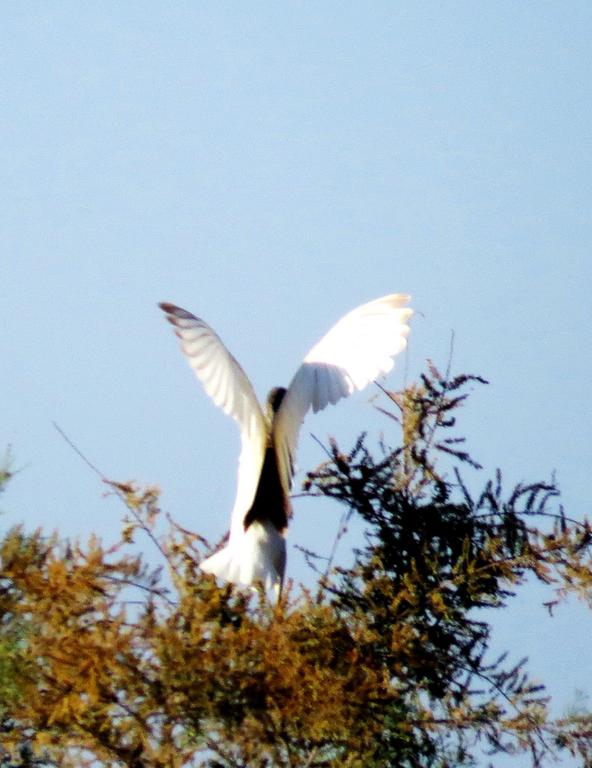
[2,3,591,765]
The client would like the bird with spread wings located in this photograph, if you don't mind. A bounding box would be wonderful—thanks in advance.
[160,294,412,597]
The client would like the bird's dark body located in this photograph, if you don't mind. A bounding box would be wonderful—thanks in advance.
[243,386,290,534]
[243,442,290,533]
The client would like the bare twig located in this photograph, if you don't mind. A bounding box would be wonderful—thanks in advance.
[52,422,171,567]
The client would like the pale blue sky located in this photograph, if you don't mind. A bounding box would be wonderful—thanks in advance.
[2,3,591,765]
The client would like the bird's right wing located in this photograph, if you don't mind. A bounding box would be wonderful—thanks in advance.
[272,293,412,493]
[159,303,267,541]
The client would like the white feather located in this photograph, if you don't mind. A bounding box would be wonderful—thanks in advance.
[200,520,286,596]
[272,293,412,493]
[159,304,267,543]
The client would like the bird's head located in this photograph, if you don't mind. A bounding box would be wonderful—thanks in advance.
[265,386,287,424]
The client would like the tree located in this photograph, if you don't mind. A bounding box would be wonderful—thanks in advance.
[0,458,56,767]
[0,365,591,767]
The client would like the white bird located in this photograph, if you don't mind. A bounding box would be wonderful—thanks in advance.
[159,294,412,597]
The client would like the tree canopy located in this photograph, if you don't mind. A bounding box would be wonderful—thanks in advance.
[0,365,591,767]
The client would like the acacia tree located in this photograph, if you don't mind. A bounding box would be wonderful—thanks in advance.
[0,366,591,767]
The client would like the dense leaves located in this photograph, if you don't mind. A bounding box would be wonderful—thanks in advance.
[1,366,591,766]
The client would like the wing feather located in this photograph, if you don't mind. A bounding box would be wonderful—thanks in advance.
[159,303,267,540]
[272,293,412,492]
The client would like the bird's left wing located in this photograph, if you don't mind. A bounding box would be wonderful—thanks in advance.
[272,293,412,493]
[159,303,267,541]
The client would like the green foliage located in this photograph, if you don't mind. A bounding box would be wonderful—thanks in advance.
[0,366,591,767]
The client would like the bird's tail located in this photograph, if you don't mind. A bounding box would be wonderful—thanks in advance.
[200,520,286,598]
